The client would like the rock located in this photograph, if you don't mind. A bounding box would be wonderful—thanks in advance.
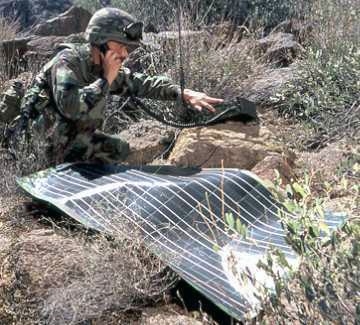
[257,32,303,66]
[298,142,349,180]
[251,152,296,184]
[239,65,295,105]
[24,33,87,65]
[205,22,250,47]
[270,19,314,44]
[119,119,176,165]
[0,37,29,54]
[27,35,68,57]
[0,0,73,30]
[32,6,92,37]
[168,121,283,169]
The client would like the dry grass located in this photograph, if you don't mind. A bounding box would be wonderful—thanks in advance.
[0,16,20,41]
[157,23,268,99]
[0,16,22,86]
[0,154,176,325]
[0,229,175,324]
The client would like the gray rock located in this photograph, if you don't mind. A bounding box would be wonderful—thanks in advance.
[32,6,92,37]
[257,32,304,66]
[119,119,176,165]
[0,0,73,30]
[239,66,295,105]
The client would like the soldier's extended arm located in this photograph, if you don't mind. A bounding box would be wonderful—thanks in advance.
[51,54,109,121]
[110,67,181,101]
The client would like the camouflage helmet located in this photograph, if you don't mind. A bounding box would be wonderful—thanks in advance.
[85,8,143,52]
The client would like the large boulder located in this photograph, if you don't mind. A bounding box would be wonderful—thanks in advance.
[252,152,296,185]
[169,121,281,169]
[0,0,73,30]
[32,6,92,37]
[26,33,85,57]
[256,32,303,66]
[118,119,177,165]
[23,33,87,68]
[239,65,295,105]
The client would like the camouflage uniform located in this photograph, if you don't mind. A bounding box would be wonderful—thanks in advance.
[16,8,182,165]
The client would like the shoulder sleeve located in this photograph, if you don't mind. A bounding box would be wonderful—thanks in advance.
[110,67,181,101]
[51,49,109,121]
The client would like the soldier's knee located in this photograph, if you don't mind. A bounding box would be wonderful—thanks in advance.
[93,133,130,163]
[110,137,130,161]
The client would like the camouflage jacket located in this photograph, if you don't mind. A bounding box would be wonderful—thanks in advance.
[17,44,181,161]
[24,43,181,159]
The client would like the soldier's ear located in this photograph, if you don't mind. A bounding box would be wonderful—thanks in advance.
[90,45,103,65]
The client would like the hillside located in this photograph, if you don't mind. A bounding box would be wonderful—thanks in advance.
[0,0,359,324]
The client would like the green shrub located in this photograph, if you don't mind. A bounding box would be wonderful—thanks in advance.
[271,0,360,149]
[244,169,360,324]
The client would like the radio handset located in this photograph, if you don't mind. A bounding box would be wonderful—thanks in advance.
[99,43,109,55]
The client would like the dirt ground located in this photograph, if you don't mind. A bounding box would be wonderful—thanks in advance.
[0,111,358,324]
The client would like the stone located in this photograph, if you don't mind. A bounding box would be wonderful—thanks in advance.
[32,6,92,37]
[26,35,68,57]
[239,65,295,105]
[119,119,177,165]
[24,33,87,65]
[298,142,349,180]
[168,121,283,169]
[0,0,72,30]
[270,19,314,44]
[251,152,296,185]
[257,32,303,66]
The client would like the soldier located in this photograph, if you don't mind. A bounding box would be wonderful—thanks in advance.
[8,7,223,165]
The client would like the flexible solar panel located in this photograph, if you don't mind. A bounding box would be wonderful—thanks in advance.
[17,163,343,320]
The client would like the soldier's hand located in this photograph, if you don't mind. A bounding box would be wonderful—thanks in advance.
[101,50,125,86]
[182,89,224,113]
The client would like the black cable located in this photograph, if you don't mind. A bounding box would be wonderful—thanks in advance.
[129,95,257,128]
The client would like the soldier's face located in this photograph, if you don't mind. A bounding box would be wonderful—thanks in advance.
[107,41,129,61]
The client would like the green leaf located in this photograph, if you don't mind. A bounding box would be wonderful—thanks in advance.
[213,244,220,252]
[309,225,320,238]
[292,182,307,198]
[225,212,235,230]
[236,218,248,239]
[274,249,291,270]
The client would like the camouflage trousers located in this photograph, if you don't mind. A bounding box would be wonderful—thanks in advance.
[62,130,130,164]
